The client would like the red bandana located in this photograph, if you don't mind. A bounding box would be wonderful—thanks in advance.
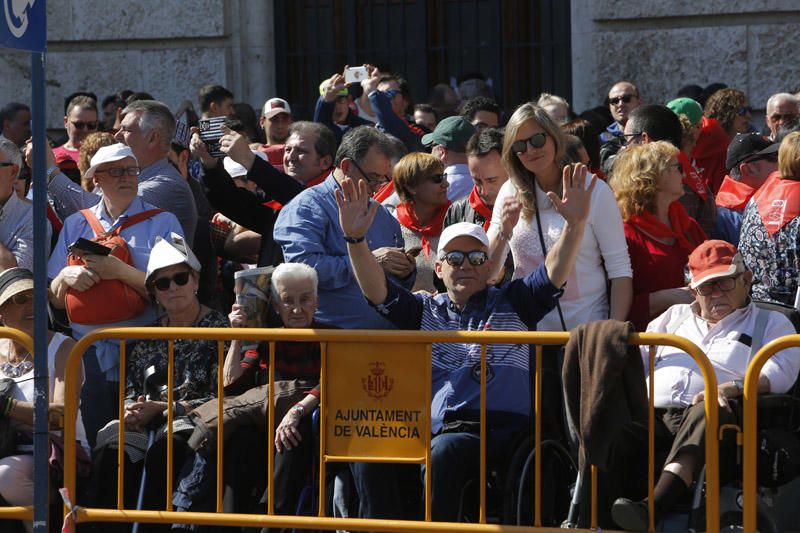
[468,187,493,231]
[628,201,701,255]
[264,169,331,210]
[753,172,800,237]
[373,181,395,203]
[395,202,451,257]
[715,175,757,211]
[678,151,708,201]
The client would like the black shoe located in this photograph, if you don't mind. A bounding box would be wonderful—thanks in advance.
[611,497,650,531]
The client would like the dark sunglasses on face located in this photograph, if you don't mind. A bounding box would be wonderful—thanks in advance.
[429,173,446,184]
[0,162,15,168]
[71,121,99,131]
[511,132,548,154]
[609,94,636,105]
[152,271,191,291]
[95,166,141,178]
[738,106,753,117]
[621,132,643,145]
[439,250,489,267]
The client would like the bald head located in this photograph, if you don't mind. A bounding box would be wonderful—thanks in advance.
[608,81,641,127]
[766,93,799,139]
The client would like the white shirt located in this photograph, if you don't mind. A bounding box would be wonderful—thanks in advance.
[644,302,800,408]
[489,176,632,331]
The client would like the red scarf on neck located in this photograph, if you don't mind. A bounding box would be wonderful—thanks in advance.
[753,172,800,237]
[373,181,395,203]
[468,188,493,231]
[715,175,756,211]
[678,151,708,201]
[628,201,701,254]
[395,202,451,257]
[264,169,331,210]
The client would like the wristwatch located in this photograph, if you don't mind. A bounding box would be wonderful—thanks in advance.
[291,404,305,418]
[343,234,365,244]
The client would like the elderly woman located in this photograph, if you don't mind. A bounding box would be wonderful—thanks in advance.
[0,268,87,533]
[739,131,800,306]
[609,141,706,331]
[393,152,450,292]
[488,102,633,331]
[90,235,227,531]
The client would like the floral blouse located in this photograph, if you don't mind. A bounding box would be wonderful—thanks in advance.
[739,201,800,307]
[125,309,229,408]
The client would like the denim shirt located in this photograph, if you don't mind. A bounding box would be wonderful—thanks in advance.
[274,173,408,329]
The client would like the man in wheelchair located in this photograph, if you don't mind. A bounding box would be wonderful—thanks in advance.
[612,240,800,531]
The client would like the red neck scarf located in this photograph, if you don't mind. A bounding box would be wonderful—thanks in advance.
[678,151,708,201]
[468,187,493,231]
[715,175,756,211]
[373,181,395,203]
[264,169,331,210]
[753,172,800,236]
[628,201,700,254]
[395,202,451,257]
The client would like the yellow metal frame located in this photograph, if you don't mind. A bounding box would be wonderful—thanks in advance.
[61,327,720,532]
[0,327,34,521]
[742,333,800,533]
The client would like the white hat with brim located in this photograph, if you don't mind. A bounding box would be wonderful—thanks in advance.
[146,233,202,285]
[0,268,34,308]
[262,98,292,120]
[437,222,490,255]
[223,151,268,178]
[84,143,138,181]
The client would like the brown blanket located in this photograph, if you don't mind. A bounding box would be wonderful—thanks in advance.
[562,319,648,471]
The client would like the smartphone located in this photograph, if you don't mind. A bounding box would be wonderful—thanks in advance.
[68,238,112,257]
[345,66,368,84]
[405,246,423,258]
[198,117,228,158]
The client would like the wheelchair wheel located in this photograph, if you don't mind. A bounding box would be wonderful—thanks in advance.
[501,437,577,526]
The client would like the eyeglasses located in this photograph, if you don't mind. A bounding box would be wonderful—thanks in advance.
[152,271,192,291]
[609,94,636,105]
[511,132,548,154]
[70,121,99,131]
[621,132,643,145]
[0,162,14,168]
[10,292,31,305]
[695,275,740,296]
[384,89,400,99]
[438,250,489,267]
[428,173,446,184]
[738,106,753,117]
[349,159,390,186]
[94,166,140,178]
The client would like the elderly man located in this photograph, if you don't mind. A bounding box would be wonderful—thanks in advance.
[0,139,41,270]
[600,81,641,143]
[611,240,800,531]
[338,162,595,520]
[765,92,799,140]
[43,100,198,245]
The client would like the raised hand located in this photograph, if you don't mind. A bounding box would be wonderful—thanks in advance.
[219,125,256,170]
[546,163,596,226]
[501,196,522,237]
[323,72,347,102]
[189,128,217,169]
[335,177,379,239]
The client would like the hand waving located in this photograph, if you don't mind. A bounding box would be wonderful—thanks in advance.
[335,177,379,239]
[546,163,596,226]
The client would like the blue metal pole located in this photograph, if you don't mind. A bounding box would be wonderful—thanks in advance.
[31,50,50,533]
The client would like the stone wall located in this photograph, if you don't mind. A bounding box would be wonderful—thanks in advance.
[570,0,800,116]
[0,0,276,129]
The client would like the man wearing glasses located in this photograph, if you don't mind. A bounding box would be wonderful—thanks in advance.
[53,95,99,166]
[0,139,41,270]
[612,240,800,530]
[337,163,594,521]
[600,81,641,144]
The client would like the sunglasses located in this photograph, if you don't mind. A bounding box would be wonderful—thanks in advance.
[621,132,643,145]
[609,94,636,105]
[95,166,140,178]
[0,162,15,168]
[71,121,99,131]
[439,250,489,267]
[429,173,446,184]
[738,106,753,117]
[511,132,548,154]
[152,271,192,291]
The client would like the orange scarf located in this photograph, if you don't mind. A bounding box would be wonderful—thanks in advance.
[373,181,395,203]
[628,201,700,254]
[715,175,756,211]
[468,188,493,231]
[753,173,800,237]
[678,151,708,201]
[395,202,451,257]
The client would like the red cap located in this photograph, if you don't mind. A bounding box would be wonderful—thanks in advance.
[688,240,745,289]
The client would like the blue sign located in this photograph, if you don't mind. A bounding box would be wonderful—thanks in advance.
[1,0,45,52]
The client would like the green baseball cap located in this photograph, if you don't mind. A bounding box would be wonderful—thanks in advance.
[421,115,476,152]
[666,97,703,126]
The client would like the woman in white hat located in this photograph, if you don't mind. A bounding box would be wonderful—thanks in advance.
[0,268,88,532]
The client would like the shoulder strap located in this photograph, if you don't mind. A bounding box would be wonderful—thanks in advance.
[116,209,163,233]
[534,198,568,331]
[79,209,106,237]
[749,308,769,361]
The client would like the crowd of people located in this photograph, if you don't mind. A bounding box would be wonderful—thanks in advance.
[0,67,799,532]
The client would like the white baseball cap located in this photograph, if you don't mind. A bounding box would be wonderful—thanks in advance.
[437,222,490,253]
[84,143,138,180]
[223,150,268,178]
[262,98,292,120]
[146,233,202,285]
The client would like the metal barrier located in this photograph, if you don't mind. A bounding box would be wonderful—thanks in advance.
[62,327,721,532]
[742,333,800,533]
[0,327,34,522]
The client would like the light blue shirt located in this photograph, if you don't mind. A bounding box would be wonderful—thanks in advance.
[273,173,407,329]
[0,192,50,270]
[444,163,473,202]
[47,196,184,377]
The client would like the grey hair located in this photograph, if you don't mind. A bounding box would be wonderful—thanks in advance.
[334,126,394,167]
[0,139,21,167]
[536,92,570,110]
[271,262,319,301]
[121,100,176,152]
[767,92,799,113]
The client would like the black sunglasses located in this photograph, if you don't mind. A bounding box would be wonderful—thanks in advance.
[738,106,753,117]
[0,162,15,168]
[439,250,489,267]
[511,132,548,154]
[609,94,636,105]
[71,121,99,131]
[429,173,446,184]
[152,271,191,291]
